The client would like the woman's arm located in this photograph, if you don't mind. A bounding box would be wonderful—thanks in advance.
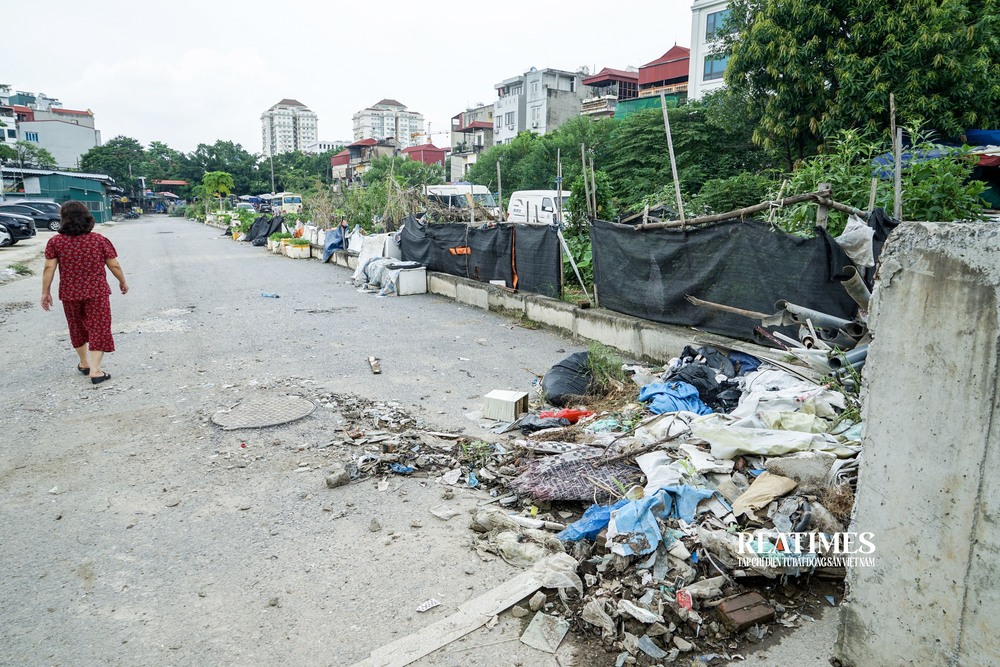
[106,257,129,294]
[41,258,57,310]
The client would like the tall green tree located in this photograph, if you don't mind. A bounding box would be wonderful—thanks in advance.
[202,171,234,212]
[79,136,146,191]
[10,141,57,169]
[362,155,445,188]
[724,0,1000,155]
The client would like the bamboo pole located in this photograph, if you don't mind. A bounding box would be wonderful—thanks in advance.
[589,155,597,217]
[659,92,685,225]
[580,144,593,218]
[685,295,771,320]
[894,127,903,221]
[496,160,503,220]
[868,177,878,212]
[638,190,830,230]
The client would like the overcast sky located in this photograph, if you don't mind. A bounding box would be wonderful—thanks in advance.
[6,0,694,155]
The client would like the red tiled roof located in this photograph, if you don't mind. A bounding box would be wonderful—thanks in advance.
[153,179,189,186]
[272,98,307,108]
[373,98,405,108]
[641,45,691,68]
[349,138,378,147]
[330,150,350,166]
[52,107,92,116]
[582,67,639,86]
[11,105,32,113]
[402,143,443,153]
[456,120,493,131]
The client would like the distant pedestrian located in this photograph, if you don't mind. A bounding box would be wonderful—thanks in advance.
[40,201,129,385]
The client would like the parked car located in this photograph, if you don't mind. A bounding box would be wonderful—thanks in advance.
[506,190,571,224]
[0,212,37,244]
[13,199,61,216]
[0,203,61,231]
[0,224,10,247]
[234,202,256,214]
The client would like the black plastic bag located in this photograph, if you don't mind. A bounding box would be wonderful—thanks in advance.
[542,352,592,407]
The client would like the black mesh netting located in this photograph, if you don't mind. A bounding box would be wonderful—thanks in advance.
[400,215,561,297]
[590,217,861,341]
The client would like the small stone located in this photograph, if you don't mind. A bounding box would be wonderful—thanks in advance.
[511,605,530,618]
[165,499,181,508]
[268,597,280,607]
[198,592,206,598]
[369,518,382,532]
[647,622,668,637]
[529,592,547,612]
[410,521,423,528]
[673,636,693,652]
[325,470,350,488]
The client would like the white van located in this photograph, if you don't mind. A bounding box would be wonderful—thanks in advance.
[271,192,303,215]
[425,184,500,217]
[506,190,571,224]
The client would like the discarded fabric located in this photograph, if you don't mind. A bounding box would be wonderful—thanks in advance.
[606,486,716,556]
[639,381,712,415]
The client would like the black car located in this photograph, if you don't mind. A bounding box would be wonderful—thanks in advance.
[0,203,61,231]
[0,212,37,245]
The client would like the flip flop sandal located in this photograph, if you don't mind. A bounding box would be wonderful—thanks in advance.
[77,366,90,375]
[91,372,111,385]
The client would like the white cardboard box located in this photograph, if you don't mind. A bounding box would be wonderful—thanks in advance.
[482,390,529,422]
[396,267,427,296]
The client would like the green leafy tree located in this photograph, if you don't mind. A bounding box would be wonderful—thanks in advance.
[778,129,987,234]
[10,141,57,168]
[202,171,235,212]
[724,0,1000,156]
[182,141,262,194]
[362,156,445,188]
[80,136,146,191]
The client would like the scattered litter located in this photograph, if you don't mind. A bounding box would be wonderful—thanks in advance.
[260,291,280,298]
[368,356,382,374]
[430,505,460,521]
[416,599,441,613]
[519,612,570,653]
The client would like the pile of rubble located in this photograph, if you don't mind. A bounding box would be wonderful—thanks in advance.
[451,344,862,663]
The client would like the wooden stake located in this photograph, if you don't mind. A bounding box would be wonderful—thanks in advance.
[868,177,878,212]
[580,144,593,218]
[894,127,903,221]
[768,180,787,224]
[659,92,686,226]
[496,160,503,220]
[815,182,831,230]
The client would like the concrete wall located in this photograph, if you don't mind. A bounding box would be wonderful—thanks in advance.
[837,222,1000,666]
[18,120,100,169]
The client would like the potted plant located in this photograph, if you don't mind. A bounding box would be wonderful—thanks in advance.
[286,237,311,259]
[270,232,293,253]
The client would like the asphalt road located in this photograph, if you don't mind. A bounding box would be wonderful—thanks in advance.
[0,216,592,667]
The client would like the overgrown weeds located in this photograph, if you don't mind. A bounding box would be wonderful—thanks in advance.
[8,263,32,276]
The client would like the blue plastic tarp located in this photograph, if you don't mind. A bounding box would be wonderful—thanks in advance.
[557,498,629,542]
[322,226,345,262]
[639,381,712,415]
[606,486,718,556]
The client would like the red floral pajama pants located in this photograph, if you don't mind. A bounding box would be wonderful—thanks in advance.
[62,296,115,352]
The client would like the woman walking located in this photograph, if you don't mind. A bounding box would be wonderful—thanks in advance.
[40,201,128,384]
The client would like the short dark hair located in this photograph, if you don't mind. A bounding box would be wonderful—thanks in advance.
[59,201,95,236]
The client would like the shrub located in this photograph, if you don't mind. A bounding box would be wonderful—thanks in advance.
[288,237,311,246]
[269,232,293,241]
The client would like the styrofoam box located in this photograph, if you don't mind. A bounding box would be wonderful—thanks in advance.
[482,390,529,422]
[396,267,427,296]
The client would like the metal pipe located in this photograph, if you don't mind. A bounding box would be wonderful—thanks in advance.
[840,266,872,312]
[777,300,862,335]
[828,346,868,370]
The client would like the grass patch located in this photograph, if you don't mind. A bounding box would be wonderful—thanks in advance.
[585,342,629,397]
[8,263,32,276]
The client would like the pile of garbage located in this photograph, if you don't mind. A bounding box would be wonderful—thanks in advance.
[459,344,862,662]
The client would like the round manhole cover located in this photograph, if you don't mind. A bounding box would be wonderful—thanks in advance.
[212,394,316,430]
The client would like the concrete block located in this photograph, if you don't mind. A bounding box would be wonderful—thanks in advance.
[427,273,458,299]
[486,286,527,314]
[576,308,642,358]
[525,296,576,332]
[455,282,488,310]
[837,222,1000,666]
[717,592,775,631]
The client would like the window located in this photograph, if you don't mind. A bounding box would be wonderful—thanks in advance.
[706,9,731,38]
[85,200,103,213]
[25,131,39,142]
[505,112,514,125]
[531,82,538,94]
[531,107,540,122]
[704,54,728,81]
[5,129,14,139]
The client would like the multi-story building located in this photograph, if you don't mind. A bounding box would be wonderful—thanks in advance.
[0,87,102,169]
[352,99,424,149]
[688,0,731,100]
[580,67,639,118]
[493,67,588,145]
[304,140,350,154]
[449,104,494,181]
[261,99,319,156]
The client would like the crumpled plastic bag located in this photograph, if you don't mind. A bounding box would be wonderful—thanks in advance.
[532,552,583,595]
[691,413,861,459]
[835,214,875,268]
[731,472,798,521]
[606,486,716,557]
[557,499,629,542]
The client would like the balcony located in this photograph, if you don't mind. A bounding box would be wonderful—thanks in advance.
[581,95,617,117]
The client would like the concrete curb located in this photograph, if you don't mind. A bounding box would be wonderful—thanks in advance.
[206,220,769,364]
